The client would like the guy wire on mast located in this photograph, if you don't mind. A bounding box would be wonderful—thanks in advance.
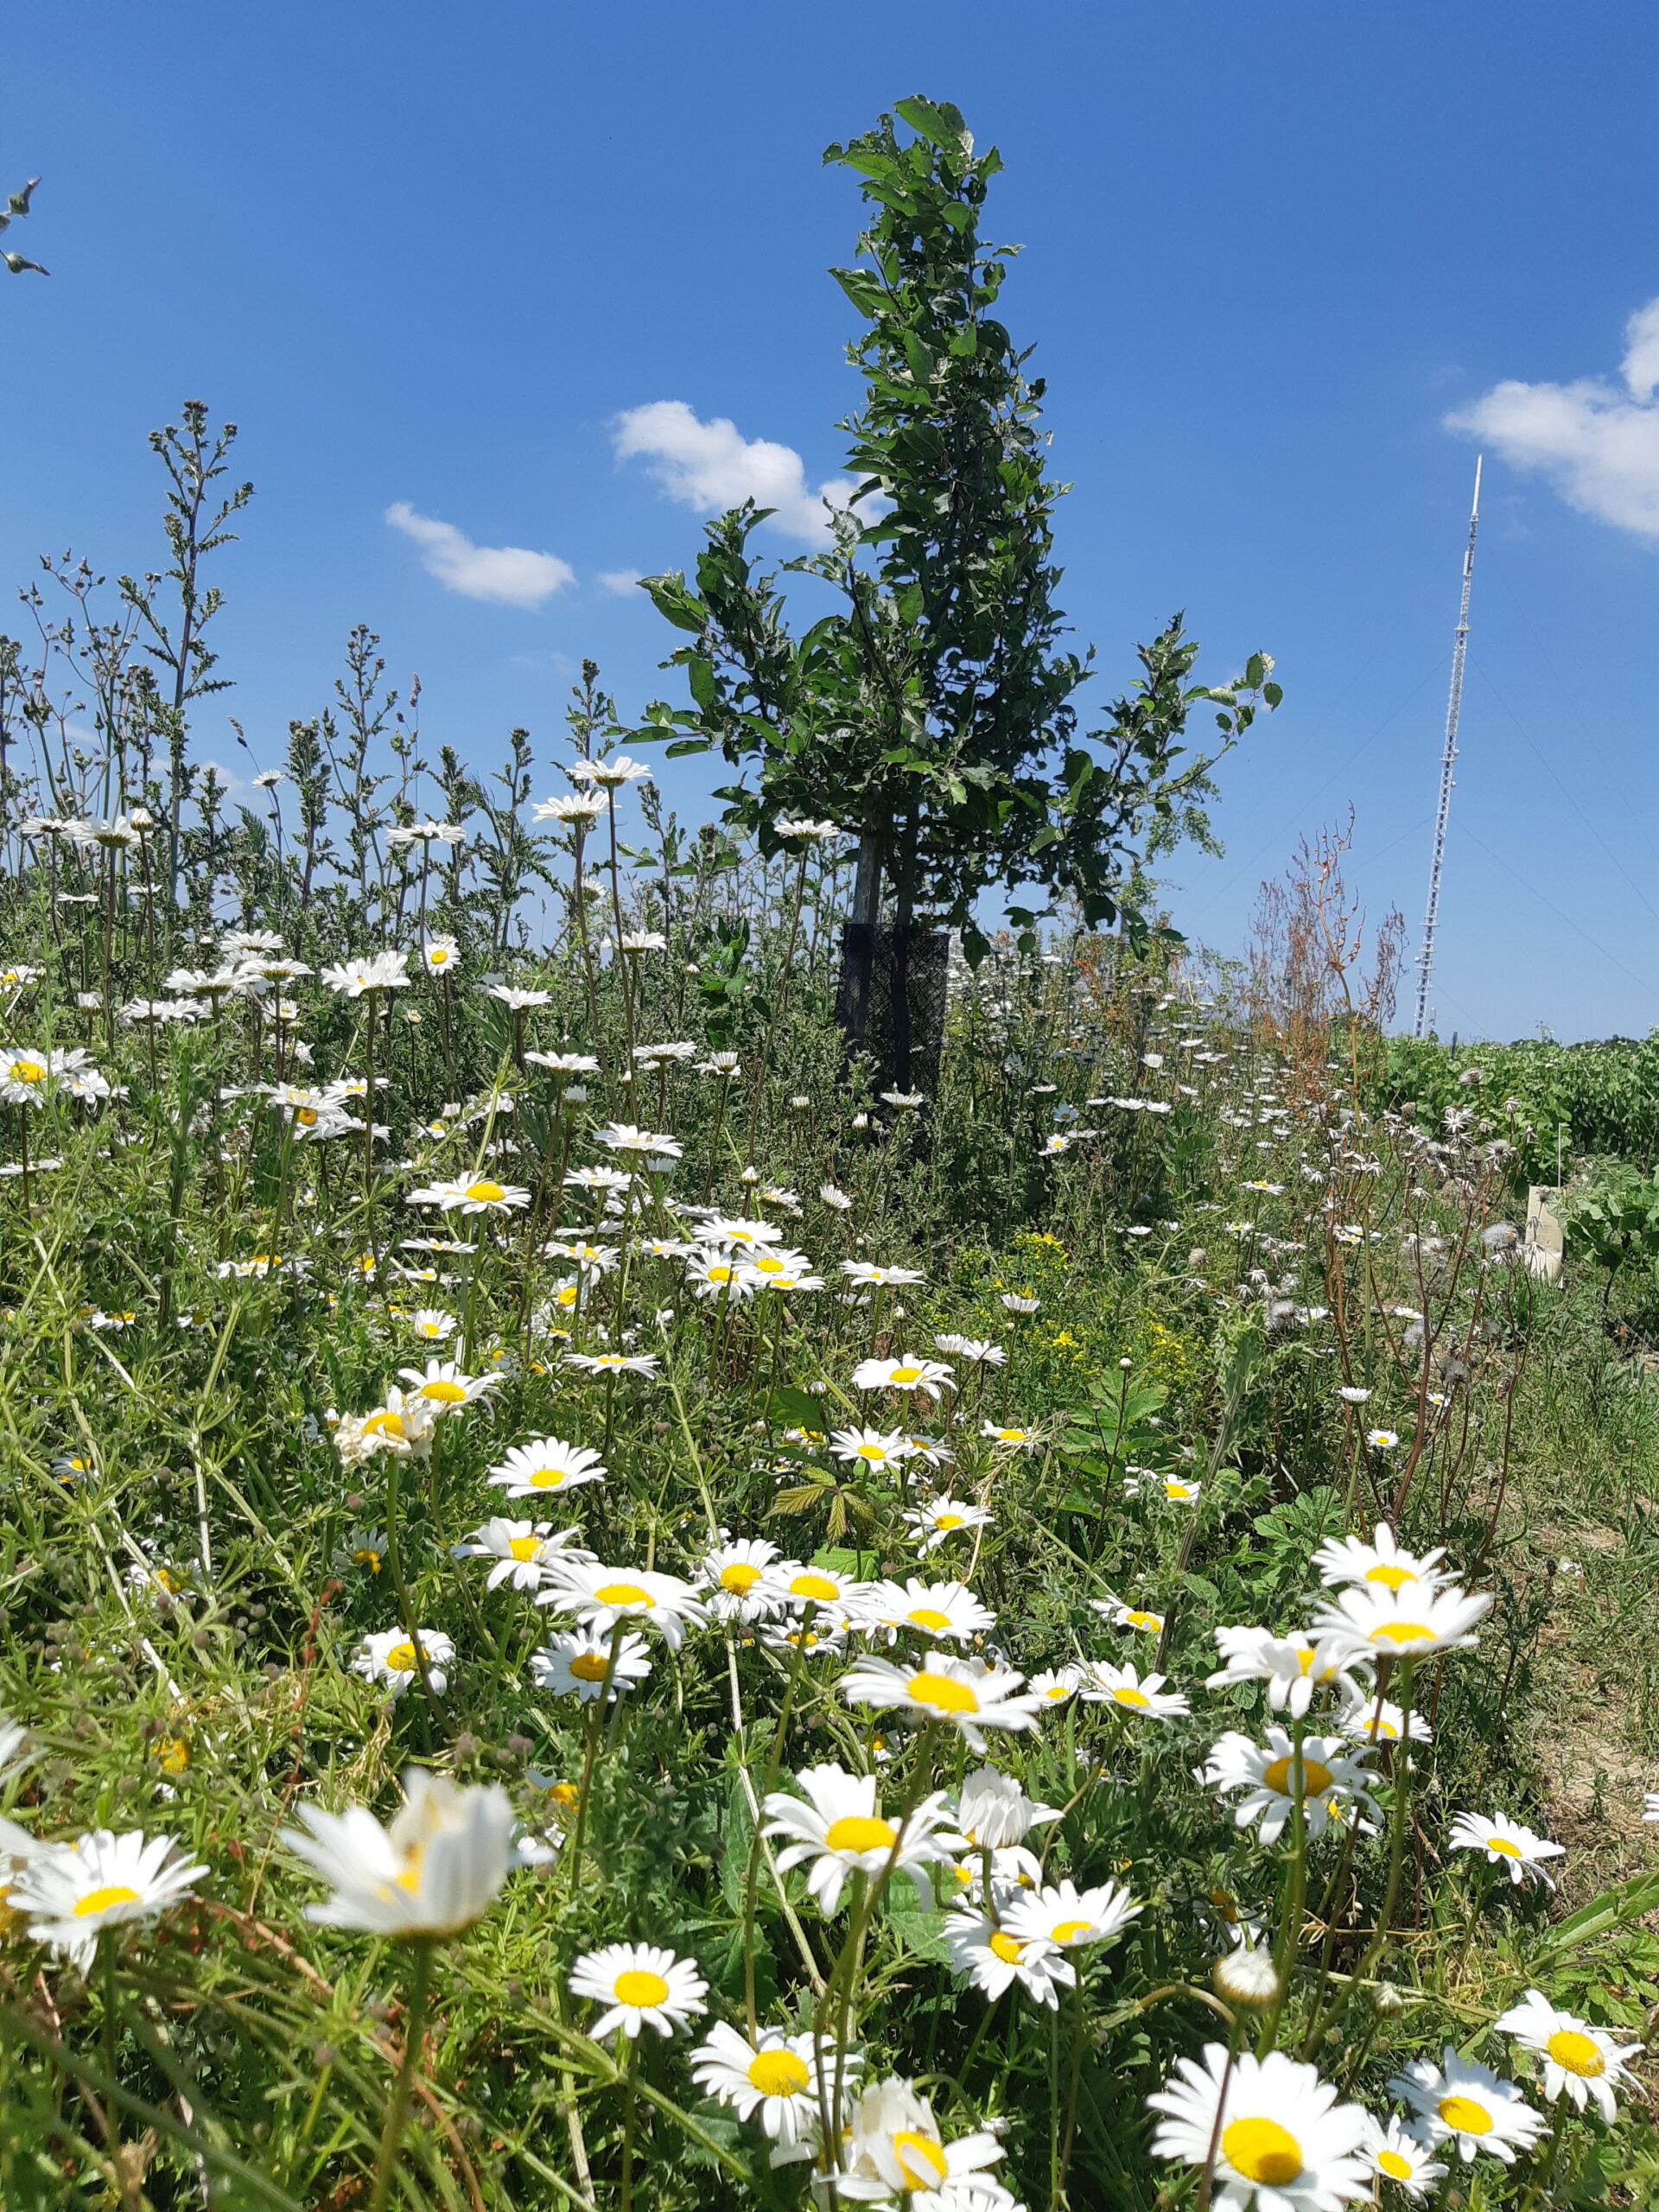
[1413,455,1483,1039]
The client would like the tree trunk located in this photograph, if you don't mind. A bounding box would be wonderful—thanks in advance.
[836,827,885,1052]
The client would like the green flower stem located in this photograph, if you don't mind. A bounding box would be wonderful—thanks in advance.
[368,1937,435,2212]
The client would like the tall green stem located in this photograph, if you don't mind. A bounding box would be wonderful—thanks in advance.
[369,1938,435,2212]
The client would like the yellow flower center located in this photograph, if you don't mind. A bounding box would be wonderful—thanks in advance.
[354,1548,382,1571]
[1546,2029,1604,2076]
[1113,1686,1150,1708]
[385,1642,418,1672]
[1222,2118,1303,2186]
[906,1670,977,1714]
[1438,2094,1492,2135]
[1050,1917,1092,1944]
[721,1562,761,1592]
[1364,1562,1415,1588]
[1122,1610,1160,1631]
[934,1513,966,1530]
[157,1738,190,1775]
[823,1815,898,1855]
[569,1654,611,1681]
[362,1410,405,1439]
[508,1535,542,1561]
[856,1444,888,1462]
[296,1107,318,1126]
[753,1255,785,1274]
[418,1378,469,1403]
[613,1968,670,2007]
[747,2048,810,2096]
[892,2132,949,2189]
[550,1782,580,1807]
[1166,1482,1192,1499]
[988,1930,1023,1963]
[528,1466,568,1486]
[594,1582,651,1607]
[12,1060,45,1084]
[392,1842,427,1894]
[1376,2149,1413,2181]
[556,1285,580,1306]
[1372,1620,1433,1645]
[74,1884,143,1918]
[430,949,449,965]
[1486,1836,1521,1857]
[466,1181,506,1203]
[1262,1756,1335,1797]
[891,1366,923,1384]
[907,1607,951,1631]
[707,1265,734,1284]
[791,1573,839,1601]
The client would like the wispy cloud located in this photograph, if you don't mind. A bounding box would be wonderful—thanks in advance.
[1447,299,1659,538]
[612,400,858,543]
[597,568,645,596]
[385,502,575,607]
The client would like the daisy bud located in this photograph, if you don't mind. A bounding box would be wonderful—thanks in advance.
[1211,1947,1281,2010]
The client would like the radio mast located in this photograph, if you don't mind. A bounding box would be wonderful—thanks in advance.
[1413,455,1483,1039]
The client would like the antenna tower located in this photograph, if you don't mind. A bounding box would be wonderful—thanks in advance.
[1413,456,1483,1039]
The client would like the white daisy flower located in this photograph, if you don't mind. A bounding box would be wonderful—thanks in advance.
[979,1421,1038,1450]
[841,1261,925,1288]
[396,1358,501,1410]
[1366,2117,1446,2198]
[1206,1626,1360,1718]
[1312,1523,1450,1598]
[1080,1660,1190,1722]
[404,1176,531,1215]
[838,1655,1042,1751]
[450,1518,590,1592]
[761,1764,960,1914]
[902,1497,991,1552]
[1028,1668,1082,1707]
[850,1353,955,1400]
[933,1333,1006,1366]
[1202,1729,1377,1844]
[842,2075,1010,2204]
[281,1770,515,1937]
[1493,1987,1640,2119]
[699,1536,785,1622]
[829,1427,915,1471]
[1001,1877,1141,1955]
[530,1629,654,1702]
[1335,1688,1432,1746]
[487,1437,607,1497]
[950,1767,1060,1851]
[1446,1811,1565,1889]
[569,1942,707,2041]
[353,1627,454,1698]
[1310,1582,1491,1663]
[1147,2043,1372,2211]
[689,2021,843,2153]
[1388,2047,1543,2164]
[11,1827,207,1968]
[537,1560,708,1649]
[1094,1599,1165,1635]
[761,1560,868,1614]
[944,1904,1072,2006]
[849,1578,995,1643]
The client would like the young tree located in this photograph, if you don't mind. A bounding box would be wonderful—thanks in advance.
[635,97,1277,1083]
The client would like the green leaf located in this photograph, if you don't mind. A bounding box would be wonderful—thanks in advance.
[765,1385,829,1432]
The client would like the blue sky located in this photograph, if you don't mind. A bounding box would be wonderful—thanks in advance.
[6,3,1659,1040]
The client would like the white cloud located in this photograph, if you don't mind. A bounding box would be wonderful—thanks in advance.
[612,399,859,542]
[597,568,645,595]
[1447,298,1659,538]
[385,501,575,607]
